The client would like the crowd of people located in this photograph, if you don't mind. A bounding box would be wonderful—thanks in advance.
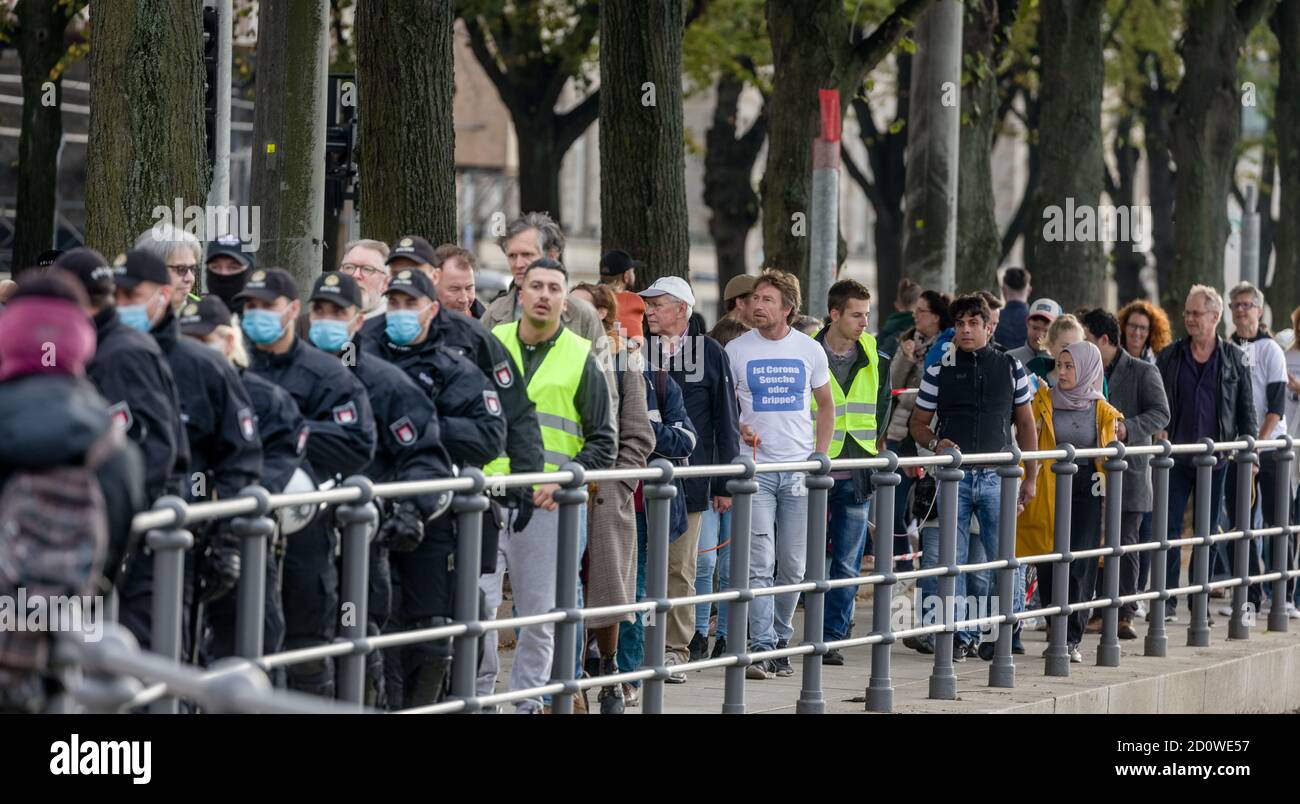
[1,217,1298,714]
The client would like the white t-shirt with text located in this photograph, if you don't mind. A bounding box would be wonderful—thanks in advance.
[725,327,831,463]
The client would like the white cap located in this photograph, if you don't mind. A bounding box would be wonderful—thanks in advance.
[1027,298,1062,322]
[638,276,696,307]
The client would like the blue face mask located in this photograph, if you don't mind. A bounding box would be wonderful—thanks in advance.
[242,308,286,345]
[309,319,352,353]
[386,309,424,346]
[117,304,153,333]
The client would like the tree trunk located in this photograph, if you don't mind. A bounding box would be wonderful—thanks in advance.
[955,0,1002,294]
[1255,147,1276,296]
[703,72,766,319]
[13,0,72,275]
[1025,0,1106,309]
[1168,0,1268,327]
[1271,1,1300,313]
[250,0,329,293]
[1142,59,1177,302]
[515,132,563,220]
[599,0,689,288]
[1110,113,1146,304]
[356,0,456,247]
[999,87,1039,264]
[85,0,208,256]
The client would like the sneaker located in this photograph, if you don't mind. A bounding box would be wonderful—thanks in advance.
[663,654,688,684]
[745,659,775,680]
[823,648,845,666]
[621,683,640,708]
[1164,612,1178,623]
[597,684,624,714]
[977,641,995,661]
[953,642,972,662]
[1069,645,1083,663]
[688,631,709,662]
[710,635,728,659]
[1288,603,1300,621]
[1117,619,1138,640]
[1217,604,1234,617]
[773,640,794,677]
[1134,602,1148,620]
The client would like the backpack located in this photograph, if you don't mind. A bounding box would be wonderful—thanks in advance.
[0,429,114,674]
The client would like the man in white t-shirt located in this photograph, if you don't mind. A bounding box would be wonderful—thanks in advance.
[1225,282,1297,618]
[725,269,835,679]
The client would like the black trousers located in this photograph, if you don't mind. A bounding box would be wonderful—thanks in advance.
[1226,453,1296,608]
[1039,480,1102,646]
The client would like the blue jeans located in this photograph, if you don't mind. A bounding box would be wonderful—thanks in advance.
[616,513,649,681]
[824,478,870,641]
[694,509,732,638]
[950,469,1020,644]
[1165,461,1227,614]
[748,471,810,651]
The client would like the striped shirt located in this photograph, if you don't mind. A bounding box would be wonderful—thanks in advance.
[914,354,1033,412]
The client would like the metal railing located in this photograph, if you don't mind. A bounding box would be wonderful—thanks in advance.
[56,434,1300,714]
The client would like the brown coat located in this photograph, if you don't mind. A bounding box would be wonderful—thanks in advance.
[585,345,654,628]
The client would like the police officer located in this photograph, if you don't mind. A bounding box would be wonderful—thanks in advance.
[181,295,308,663]
[56,248,188,652]
[237,268,377,696]
[204,234,254,315]
[306,271,457,707]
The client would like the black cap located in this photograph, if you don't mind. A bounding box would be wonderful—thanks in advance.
[234,268,299,303]
[386,235,436,267]
[385,267,437,301]
[180,295,232,337]
[309,271,363,309]
[54,247,116,296]
[206,233,252,270]
[111,250,171,289]
[599,249,642,276]
[36,249,63,268]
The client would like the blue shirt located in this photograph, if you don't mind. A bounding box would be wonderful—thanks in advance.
[1172,346,1222,467]
[995,299,1030,350]
[923,328,956,370]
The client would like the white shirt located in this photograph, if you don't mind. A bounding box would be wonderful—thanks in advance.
[1236,335,1288,438]
[725,327,830,463]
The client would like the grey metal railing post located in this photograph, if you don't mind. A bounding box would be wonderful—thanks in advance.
[336,476,377,706]
[451,468,490,709]
[722,456,758,714]
[1098,442,1127,667]
[1145,441,1174,657]
[1230,438,1257,640]
[1045,446,1077,677]
[1187,439,1216,647]
[230,486,274,659]
[642,459,677,715]
[990,447,1023,688]
[867,451,900,711]
[146,496,192,714]
[797,453,834,714]
[550,462,589,715]
[929,449,963,700]
[1269,435,1295,633]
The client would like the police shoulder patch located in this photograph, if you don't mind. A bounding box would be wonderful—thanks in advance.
[238,407,257,442]
[332,401,358,425]
[107,401,133,432]
[492,360,514,388]
[389,415,417,446]
[482,389,502,417]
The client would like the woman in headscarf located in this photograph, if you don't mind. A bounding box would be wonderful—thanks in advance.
[1016,340,1124,662]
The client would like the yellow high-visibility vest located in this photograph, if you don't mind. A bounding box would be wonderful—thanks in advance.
[484,322,591,475]
[811,331,881,458]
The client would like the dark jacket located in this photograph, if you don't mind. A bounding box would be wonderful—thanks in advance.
[812,327,892,503]
[0,375,146,590]
[86,307,188,500]
[1156,336,1257,448]
[152,307,263,500]
[248,337,376,482]
[876,310,914,361]
[644,368,696,540]
[649,317,741,512]
[1105,347,1171,512]
[239,369,307,494]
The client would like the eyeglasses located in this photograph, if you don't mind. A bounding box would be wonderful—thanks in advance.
[1229,301,1256,311]
[1183,309,1214,319]
[1124,322,1149,333]
[340,262,387,279]
[167,263,198,278]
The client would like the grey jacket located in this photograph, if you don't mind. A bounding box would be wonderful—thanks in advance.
[1106,347,1171,512]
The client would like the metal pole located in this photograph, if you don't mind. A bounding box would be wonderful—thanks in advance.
[722,457,758,714]
[1187,442,1216,647]
[451,468,489,709]
[1145,441,1174,657]
[1045,447,1077,677]
[929,451,963,700]
[867,453,901,711]
[1230,438,1257,640]
[336,477,377,706]
[550,463,589,715]
[990,452,1023,687]
[1098,444,1127,667]
[205,0,233,212]
[642,459,675,715]
[1240,184,1260,289]
[809,90,840,320]
[231,488,274,660]
[797,454,833,714]
[1269,436,1295,632]
[148,527,194,714]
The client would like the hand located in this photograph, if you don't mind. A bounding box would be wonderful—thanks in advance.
[1154,429,1168,443]
[1116,420,1128,442]
[1251,461,1260,478]
[533,483,561,512]
[712,495,732,514]
[740,424,761,449]
[197,528,241,605]
[1017,477,1037,513]
[936,438,957,452]
[509,486,535,532]
[1288,372,1300,394]
[376,500,425,553]
[900,338,916,360]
